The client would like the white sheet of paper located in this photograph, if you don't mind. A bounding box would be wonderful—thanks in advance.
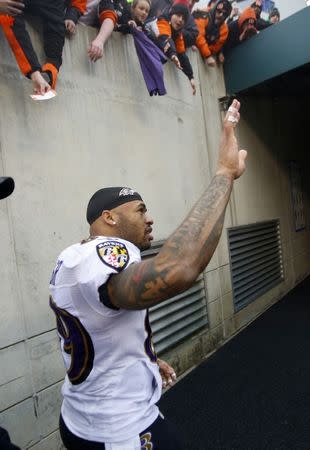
[30,90,57,101]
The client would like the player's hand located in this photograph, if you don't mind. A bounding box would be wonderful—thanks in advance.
[190,78,196,95]
[88,38,104,62]
[65,19,76,35]
[157,358,177,389]
[171,55,182,70]
[0,0,24,15]
[206,55,216,67]
[216,99,247,180]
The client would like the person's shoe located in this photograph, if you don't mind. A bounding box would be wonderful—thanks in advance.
[41,63,58,90]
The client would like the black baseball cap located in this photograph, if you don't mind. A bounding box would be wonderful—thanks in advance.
[0,177,15,200]
[87,187,143,225]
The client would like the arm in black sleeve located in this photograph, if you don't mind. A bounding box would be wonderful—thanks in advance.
[115,7,133,33]
[65,6,82,23]
[177,52,193,79]
[116,23,132,33]
[257,18,271,30]
[182,15,198,47]
[157,35,177,59]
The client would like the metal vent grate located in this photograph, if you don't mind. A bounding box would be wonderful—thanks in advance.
[142,241,208,354]
[228,220,284,312]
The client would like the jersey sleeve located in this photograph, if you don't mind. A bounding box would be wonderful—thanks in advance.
[77,238,141,314]
[98,0,120,26]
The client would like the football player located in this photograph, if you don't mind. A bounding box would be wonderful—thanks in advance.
[50,99,247,449]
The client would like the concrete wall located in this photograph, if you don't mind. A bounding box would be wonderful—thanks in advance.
[0,24,309,449]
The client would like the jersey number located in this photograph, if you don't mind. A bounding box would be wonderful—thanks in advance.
[140,432,153,450]
[50,296,95,385]
[144,311,157,363]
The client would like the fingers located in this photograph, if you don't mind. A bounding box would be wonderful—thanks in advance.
[160,367,177,388]
[65,20,76,35]
[236,149,247,178]
[36,84,50,96]
[88,43,103,62]
[44,83,51,94]
[128,20,137,28]
[206,56,216,67]
[174,60,181,69]
[162,371,177,388]
[7,7,23,14]
[32,78,50,96]
[171,56,182,70]
[8,0,24,14]
[158,359,177,389]
[224,99,240,128]
[190,79,196,95]
[218,53,225,64]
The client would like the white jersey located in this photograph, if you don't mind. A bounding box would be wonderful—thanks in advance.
[49,236,162,443]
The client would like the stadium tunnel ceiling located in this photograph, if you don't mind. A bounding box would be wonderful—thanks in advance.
[239,63,310,97]
[224,7,310,98]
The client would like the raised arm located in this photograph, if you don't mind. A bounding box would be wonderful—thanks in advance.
[108,100,247,310]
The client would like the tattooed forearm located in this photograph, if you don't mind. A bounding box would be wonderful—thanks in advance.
[109,174,233,310]
[165,174,231,255]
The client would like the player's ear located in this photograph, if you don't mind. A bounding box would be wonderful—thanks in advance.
[101,210,117,226]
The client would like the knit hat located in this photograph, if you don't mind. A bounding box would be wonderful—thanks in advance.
[87,187,143,225]
[169,3,189,22]
[173,0,190,7]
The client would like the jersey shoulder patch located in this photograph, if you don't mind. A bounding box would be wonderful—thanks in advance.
[96,240,129,272]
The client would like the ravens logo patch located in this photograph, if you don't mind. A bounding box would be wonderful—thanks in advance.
[96,241,129,272]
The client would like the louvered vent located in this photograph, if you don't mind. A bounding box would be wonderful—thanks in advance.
[142,241,208,354]
[228,220,284,312]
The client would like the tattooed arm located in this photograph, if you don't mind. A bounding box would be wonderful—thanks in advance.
[108,100,247,310]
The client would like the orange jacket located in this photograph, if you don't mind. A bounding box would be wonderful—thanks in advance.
[156,17,186,54]
[66,0,87,23]
[195,16,228,58]
[70,0,87,14]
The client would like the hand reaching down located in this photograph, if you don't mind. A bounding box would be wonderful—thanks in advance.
[0,0,24,15]
[190,78,196,95]
[171,54,182,70]
[30,71,51,95]
[65,19,76,36]
[88,39,104,62]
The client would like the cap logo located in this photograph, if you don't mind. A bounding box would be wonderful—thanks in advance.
[119,188,136,197]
